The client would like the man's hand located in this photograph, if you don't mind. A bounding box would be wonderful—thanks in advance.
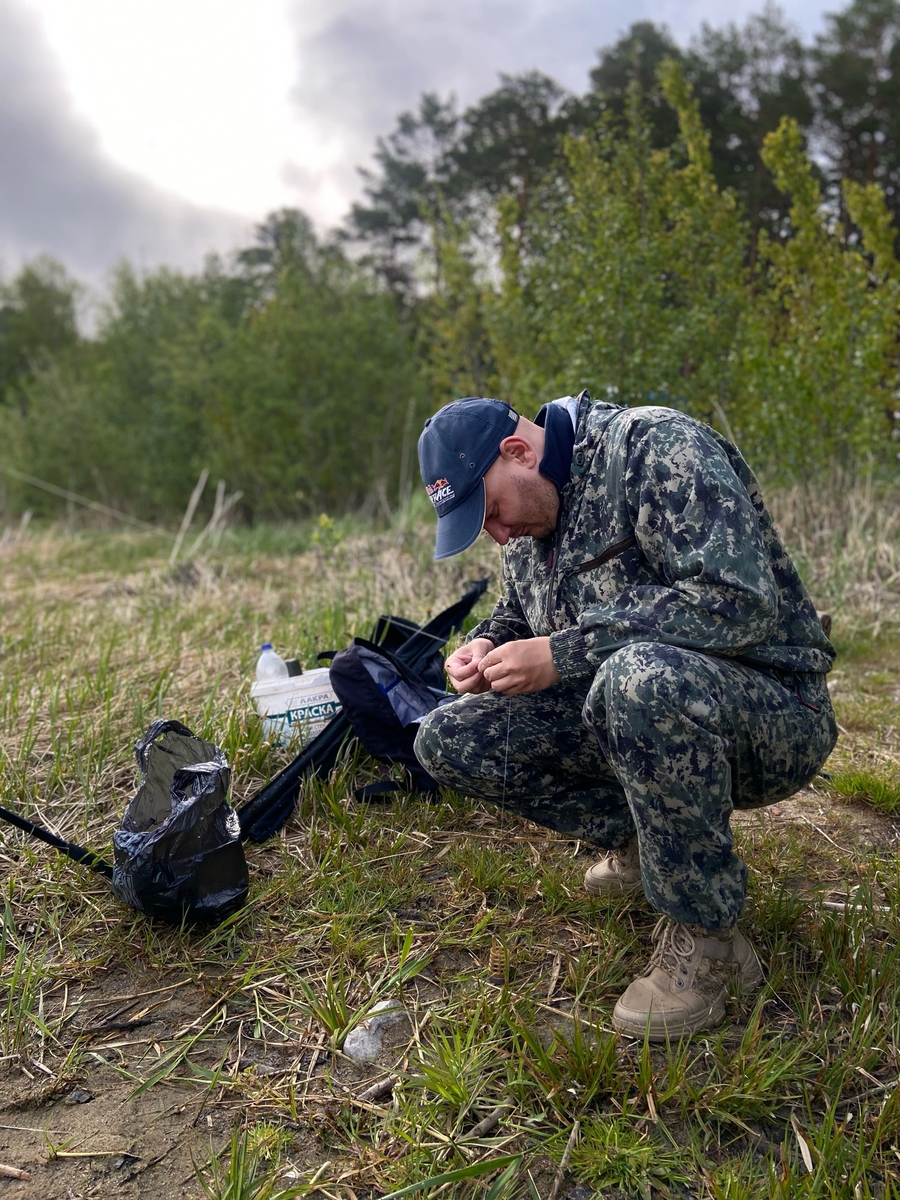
[479,637,560,695]
[445,637,496,694]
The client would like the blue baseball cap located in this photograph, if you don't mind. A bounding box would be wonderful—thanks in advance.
[418,398,520,560]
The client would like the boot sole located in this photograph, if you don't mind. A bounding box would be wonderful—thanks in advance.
[612,960,764,1041]
[612,992,727,1041]
[584,877,644,897]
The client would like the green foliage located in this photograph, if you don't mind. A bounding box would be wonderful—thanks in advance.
[684,8,813,240]
[295,927,427,1047]
[813,0,900,230]
[569,1118,692,1194]
[423,62,899,479]
[410,1004,502,1116]
[377,1155,522,1200]
[736,116,900,473]
[197,1126,306,1200]
[588,8,814,246]
[349,74,582,299]
[0,256,79,404]
[0,219,425,521]
[2,0,900,515]
[2,264,221,517]
[203,235,422,519]
[353,2,900,276]
[0,521,898,1195]
[829,765,900,812]
[422,207,496,404]
[486,60,749,418]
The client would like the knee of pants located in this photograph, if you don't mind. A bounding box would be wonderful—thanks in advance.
[413,706,479,790]
[414,709,446,779]
[583,642,682,730]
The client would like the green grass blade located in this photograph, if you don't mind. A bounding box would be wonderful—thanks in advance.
[378,1154,521,1199]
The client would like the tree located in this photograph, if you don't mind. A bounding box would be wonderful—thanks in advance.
[686,5,812,251]
[347,94,460,296]
[588,11,813,251]
[0,214,425,521]
[488,63,749,420]
[588,20,684,149]
[237,208,339,299]
[736,116,900,472]
[347,74,580,296]
[811,0,900,231]
[0,256,80,403]
[449,71,577,249]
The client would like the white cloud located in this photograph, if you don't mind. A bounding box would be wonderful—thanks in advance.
[27,0,301,217]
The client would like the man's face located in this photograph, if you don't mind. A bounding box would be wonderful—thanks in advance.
[482,454,559,546]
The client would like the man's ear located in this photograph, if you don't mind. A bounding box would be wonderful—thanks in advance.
[497,435,538,468]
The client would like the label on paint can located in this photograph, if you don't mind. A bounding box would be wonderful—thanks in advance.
[250,667,342,746]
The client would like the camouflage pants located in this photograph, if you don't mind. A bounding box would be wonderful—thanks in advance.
[415,642,837,928]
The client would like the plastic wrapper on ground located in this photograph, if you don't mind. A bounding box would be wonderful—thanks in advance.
[111,719,249,925]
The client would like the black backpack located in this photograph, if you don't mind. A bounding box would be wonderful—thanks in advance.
[327,639,449,796]
[237,577,488,841]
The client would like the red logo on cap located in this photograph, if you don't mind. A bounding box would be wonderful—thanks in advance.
[426,477,455,507]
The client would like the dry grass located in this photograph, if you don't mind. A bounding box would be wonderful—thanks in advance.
[768,470,900,647]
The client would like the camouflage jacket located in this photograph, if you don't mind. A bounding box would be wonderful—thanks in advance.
[469,392,835,682]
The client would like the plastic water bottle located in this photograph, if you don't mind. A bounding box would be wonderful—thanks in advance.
[255,643,289,681]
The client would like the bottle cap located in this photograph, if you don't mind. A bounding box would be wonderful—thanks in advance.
[260,642,273,651]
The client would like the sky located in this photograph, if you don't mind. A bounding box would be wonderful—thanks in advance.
[0,0,834,285]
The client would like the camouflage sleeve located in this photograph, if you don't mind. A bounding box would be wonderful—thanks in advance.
[466,550,535,647]
[579,417,778,663]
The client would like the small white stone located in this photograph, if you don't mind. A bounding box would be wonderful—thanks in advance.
[342,999,408,1064]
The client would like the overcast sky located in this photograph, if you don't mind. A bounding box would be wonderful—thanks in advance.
[1,0,833,284]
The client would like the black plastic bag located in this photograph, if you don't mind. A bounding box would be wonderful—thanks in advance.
[111,719,249,924]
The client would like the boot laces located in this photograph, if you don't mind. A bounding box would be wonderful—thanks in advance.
[645,918,698,984]
[611,838,639,877]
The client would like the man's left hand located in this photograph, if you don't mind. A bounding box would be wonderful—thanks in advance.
[478,637,560,695]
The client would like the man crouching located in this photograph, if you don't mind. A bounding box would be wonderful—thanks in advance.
[414,392,837,1040]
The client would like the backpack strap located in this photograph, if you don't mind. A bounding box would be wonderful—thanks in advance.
[353,781,402,802]
[0,804,113,878]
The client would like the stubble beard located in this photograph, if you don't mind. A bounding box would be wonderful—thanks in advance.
[512,473,560,540]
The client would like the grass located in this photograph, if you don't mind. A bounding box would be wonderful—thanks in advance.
[196,1125,310,1199]
[829,768,900,814]
[0,486,898,1199]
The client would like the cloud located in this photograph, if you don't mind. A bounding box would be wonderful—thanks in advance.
[0,0,833,274]
[287,0,581,214]
[0,0,249,281]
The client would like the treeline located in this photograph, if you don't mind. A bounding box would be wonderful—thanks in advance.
[0,217,422,522]
[1,0,899,524]
[350,0,900,289]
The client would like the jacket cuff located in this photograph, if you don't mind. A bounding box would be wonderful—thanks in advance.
[466,621,511,648]
[550,628,594,681]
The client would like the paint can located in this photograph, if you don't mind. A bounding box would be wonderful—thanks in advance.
[250,667,342,746]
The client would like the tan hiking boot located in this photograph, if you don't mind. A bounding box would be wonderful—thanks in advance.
[583,835,642,896]
[612,917,764,1041]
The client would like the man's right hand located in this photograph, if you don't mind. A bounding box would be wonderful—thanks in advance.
[444,637,496,694]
